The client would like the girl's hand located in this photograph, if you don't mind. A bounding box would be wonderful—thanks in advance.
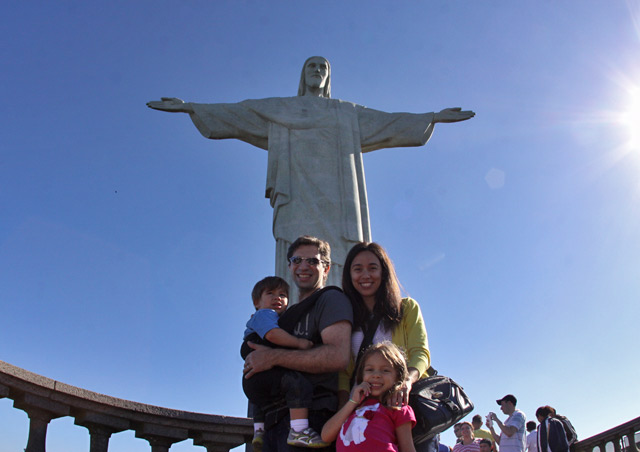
[349,382,370,405]
[389,378,413,407]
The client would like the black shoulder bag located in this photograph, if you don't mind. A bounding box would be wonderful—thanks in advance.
[409,367,474,443]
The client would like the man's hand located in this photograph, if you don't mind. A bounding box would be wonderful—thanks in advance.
[243,342,274,379]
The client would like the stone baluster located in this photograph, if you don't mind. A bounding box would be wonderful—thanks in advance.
[75,410,130,452]
[614,436,622,452]
[193,430,250,452]
[13,393,70,452]
[135,423,189,452]
[627,429,639,452]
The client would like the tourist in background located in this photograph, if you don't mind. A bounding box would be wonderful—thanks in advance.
[536,406,569,452]
[453,422,481,452]
[525,421,537,452]
[487,394,527,452]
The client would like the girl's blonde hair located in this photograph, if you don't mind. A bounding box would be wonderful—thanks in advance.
[355,341,408,401]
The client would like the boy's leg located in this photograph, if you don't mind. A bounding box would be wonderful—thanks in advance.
[264,411,336,452]
[243,367,288,408]
[280,371,314,412]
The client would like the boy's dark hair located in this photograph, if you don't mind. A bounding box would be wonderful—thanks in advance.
[287,235,331,266]
[479,439,492,447]
[536,405,554,419]
[472,414,483,424]
[251,276,289,307]
[526,421,537,432]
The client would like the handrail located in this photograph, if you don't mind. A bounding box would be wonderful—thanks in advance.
[0,360,252,452]
[575,416,640,452]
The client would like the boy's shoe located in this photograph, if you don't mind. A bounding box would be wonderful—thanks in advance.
[252,429,265,452]
[287,427,330,448]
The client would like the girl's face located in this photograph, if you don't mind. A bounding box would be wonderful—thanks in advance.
[362,352,398,399]
[349,250,382,305]
[461,424,473,439]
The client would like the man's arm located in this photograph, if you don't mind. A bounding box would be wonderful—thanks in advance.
[490,412,518,438]
[488,422,501,444]
[244,320,351,378]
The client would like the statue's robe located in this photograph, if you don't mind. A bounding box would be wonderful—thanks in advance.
[189,96,435,293]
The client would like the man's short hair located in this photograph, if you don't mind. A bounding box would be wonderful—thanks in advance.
[251,276,289,306]
[526,421,537,432]
[479,439,492,447]
[496,394,517,406]
[535,406,554,419]
[472,414,483,424]
[287,235,331,265]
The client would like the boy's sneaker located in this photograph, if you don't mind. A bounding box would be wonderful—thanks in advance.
[287,427,330,448]
[252,429,265,452]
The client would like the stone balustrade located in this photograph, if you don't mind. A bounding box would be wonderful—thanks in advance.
[0,360,252,452]
[575,416,640,452]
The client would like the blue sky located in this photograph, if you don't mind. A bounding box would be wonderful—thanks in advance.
[2,1,639,451]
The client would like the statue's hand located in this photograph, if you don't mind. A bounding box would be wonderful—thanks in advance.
[146,97,192,113]
[434,107,475,123]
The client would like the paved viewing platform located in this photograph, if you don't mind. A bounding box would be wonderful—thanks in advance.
[1,359,638,452]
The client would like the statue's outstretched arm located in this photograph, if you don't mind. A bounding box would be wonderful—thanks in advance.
[146,97,194,114]
[433,107,475,123]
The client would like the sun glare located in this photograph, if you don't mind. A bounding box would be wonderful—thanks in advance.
[618,87,640,151]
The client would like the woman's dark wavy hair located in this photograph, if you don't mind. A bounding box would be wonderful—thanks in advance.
[342,242,403,331]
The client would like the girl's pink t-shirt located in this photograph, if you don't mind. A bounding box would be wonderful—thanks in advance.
[337,398,416,452]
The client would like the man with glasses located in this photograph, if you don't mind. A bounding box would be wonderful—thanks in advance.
[244,235,352,451]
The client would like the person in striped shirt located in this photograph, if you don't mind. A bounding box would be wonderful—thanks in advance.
[453,422,482,452]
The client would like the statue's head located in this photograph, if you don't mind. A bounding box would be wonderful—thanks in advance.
[298,56,331,98]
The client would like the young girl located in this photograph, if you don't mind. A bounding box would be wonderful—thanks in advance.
[321,342,416,452]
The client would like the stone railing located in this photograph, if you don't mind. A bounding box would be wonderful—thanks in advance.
[575,416,640,452]
[0,360,253,452]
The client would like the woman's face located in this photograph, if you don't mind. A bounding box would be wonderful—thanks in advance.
[350,250,382,305]
[461,423,473,439]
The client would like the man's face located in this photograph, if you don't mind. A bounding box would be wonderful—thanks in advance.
[288,244,329,297]
[454,425,462,438]
[472,420,482,430]
[500,401,514,415]
[304,57,329,91]
[480,443,492,452]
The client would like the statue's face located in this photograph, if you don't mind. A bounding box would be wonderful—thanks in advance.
[304,57,329,91]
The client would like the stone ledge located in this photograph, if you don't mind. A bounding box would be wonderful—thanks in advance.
[0,359,252,450]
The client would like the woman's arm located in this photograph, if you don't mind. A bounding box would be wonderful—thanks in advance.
[395,422,417,452]
[401,298,431,376]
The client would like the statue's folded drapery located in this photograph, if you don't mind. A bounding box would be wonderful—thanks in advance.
[189,95,435,289]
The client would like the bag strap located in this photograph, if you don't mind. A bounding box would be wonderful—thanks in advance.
[277,286,342,342]
[349,313,382,387]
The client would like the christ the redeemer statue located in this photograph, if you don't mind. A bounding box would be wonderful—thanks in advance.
[147,56,474,291]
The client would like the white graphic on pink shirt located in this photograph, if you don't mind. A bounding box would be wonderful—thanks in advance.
[339,402,380,446]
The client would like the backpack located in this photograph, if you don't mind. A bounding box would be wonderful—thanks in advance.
[555,415,578,447]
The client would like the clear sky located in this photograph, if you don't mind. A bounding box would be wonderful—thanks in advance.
[2,2,639,451]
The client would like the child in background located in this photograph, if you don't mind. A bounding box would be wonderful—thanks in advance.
[241,276,329,451]
[321,341,416,452]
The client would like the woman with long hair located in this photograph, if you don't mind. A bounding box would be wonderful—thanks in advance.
[340,242,432,449]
